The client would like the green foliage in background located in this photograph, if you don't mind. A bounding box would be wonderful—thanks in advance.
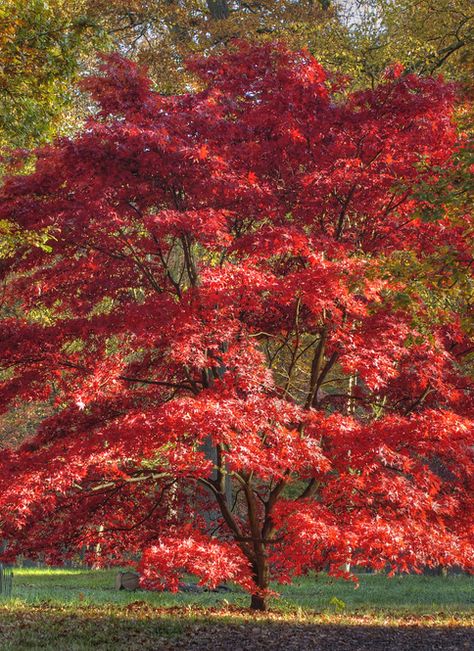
[0,0,104,154]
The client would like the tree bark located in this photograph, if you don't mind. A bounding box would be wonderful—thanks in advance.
[250,556,269,611]
[206,0,229,20]
[250,593,267,611]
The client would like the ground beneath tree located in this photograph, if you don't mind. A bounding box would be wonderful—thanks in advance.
[1,601,472,650]
[169,622,473,650]
[146,606,473,651]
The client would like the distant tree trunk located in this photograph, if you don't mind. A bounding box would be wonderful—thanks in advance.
[93,524,104,567]
[206,0,229,20]
[202,349,232,514]
[347,373,357,415]
[202,436,233,509]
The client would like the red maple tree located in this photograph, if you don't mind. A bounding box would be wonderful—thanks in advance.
[0,42,472,610]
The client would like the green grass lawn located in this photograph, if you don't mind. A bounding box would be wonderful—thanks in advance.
[0,569,472,650]
[8,567,474,613]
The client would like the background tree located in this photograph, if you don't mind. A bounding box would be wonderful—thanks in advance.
[0,0,104,154]
[85,0,473,88]
[0,43,472,610]
[1,1,472,156]
[80,0,341,92]
[337,0,473,86]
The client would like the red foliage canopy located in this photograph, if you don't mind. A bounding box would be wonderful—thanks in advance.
[0,42,472,609]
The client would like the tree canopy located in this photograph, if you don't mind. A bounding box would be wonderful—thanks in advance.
[0,42,472,610]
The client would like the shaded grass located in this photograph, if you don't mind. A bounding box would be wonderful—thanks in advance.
[0,601,184,650]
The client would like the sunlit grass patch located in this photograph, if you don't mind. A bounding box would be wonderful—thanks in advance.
[8,568,474,615]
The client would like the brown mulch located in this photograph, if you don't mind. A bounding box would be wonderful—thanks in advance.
[168,623,473,650]
[2,601,472,650]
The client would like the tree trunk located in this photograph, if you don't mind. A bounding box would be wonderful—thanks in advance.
[206,0,229,20]
[250,557,269,611]
[250,593,267,611]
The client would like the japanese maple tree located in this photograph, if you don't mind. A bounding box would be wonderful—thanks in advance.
[0,42,472,610]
